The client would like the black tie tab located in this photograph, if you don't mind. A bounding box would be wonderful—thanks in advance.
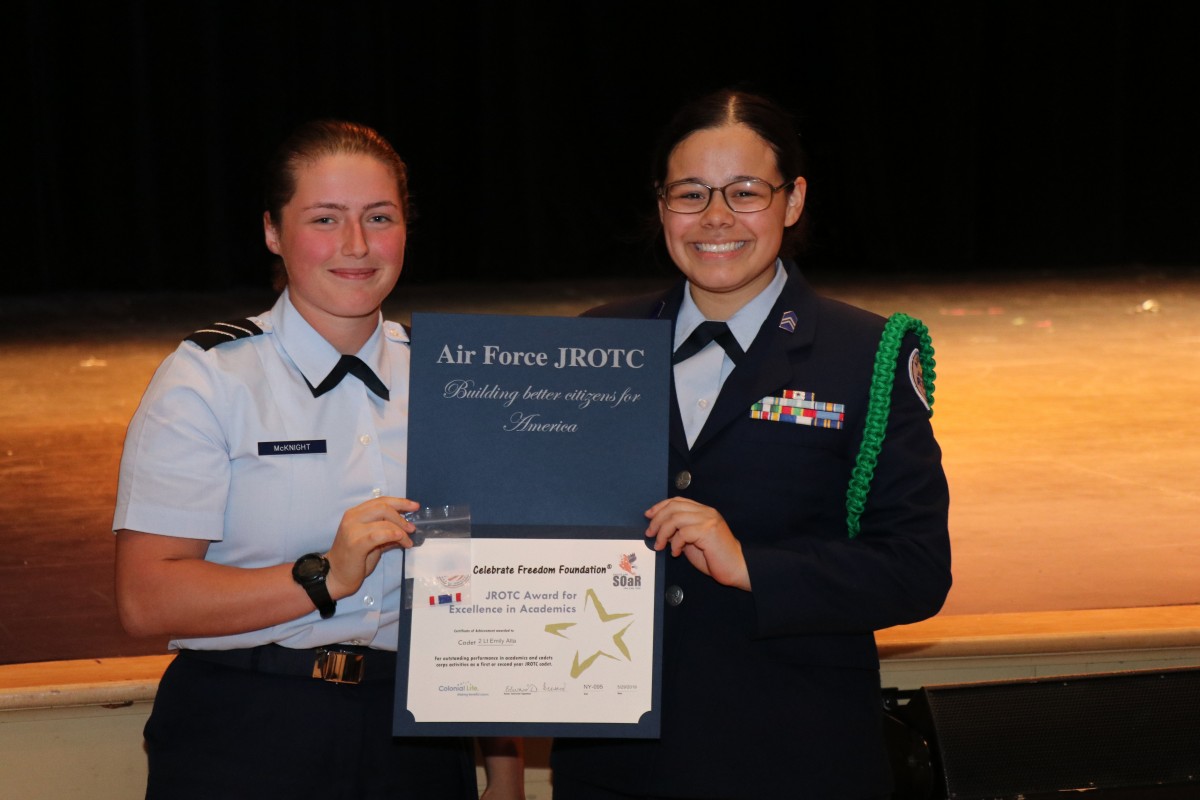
[671,321,745,365]
[309,355,390,401]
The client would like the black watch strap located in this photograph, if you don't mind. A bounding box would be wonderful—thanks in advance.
[292,553,337,619]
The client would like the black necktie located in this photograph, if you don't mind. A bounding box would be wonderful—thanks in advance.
[671,321,745,365]
[309,355,390,401]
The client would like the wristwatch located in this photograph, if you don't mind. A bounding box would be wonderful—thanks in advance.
[292,553,336,619]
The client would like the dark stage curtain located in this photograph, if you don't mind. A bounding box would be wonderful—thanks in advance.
[11,2,1200,295]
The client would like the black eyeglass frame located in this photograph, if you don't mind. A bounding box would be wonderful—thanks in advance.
[657,178,795,214]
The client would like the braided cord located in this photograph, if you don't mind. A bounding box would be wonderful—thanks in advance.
[845,313,936,538]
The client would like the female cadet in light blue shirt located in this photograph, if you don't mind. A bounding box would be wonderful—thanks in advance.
[114,119,524,800]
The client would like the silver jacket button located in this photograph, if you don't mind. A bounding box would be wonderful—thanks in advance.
[674,470,692,490]
[665,585,684,607]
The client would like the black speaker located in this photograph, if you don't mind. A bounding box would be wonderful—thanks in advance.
[892,667,1200,799]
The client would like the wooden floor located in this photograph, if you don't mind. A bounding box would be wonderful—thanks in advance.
[2,267,1198,665]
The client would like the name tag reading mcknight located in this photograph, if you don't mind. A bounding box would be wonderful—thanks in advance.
[258,440,328,456]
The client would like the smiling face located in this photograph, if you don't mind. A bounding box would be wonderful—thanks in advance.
[263,152,406,352]
[659,123,805,320]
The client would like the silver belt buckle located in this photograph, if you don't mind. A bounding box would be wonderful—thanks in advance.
[312,647,366,684]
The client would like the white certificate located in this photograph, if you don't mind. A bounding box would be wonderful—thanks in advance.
[394,534,662,738]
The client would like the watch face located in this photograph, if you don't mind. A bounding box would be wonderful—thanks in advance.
[293,554,328,584]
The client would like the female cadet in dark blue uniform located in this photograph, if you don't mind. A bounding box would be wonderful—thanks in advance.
[113,120,523,799]
[550,90,952,799]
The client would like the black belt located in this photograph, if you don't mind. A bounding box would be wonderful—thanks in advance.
[178,644,396,685]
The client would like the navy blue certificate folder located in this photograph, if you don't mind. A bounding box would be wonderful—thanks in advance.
[394,312,671,738]
[405,312,671,527]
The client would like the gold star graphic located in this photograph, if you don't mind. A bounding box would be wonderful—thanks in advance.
[544,588,634,678]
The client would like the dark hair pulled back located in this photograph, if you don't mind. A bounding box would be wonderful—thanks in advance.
[651,89,810,258]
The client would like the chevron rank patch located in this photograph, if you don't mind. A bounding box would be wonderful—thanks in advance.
[750,389,845,429]
[185,318,264,351]
[908,348,930,411]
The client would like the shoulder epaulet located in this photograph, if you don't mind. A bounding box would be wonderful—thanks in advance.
[185,318,264,351]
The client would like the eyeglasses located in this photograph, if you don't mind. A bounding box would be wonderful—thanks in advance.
[658,178,793,214]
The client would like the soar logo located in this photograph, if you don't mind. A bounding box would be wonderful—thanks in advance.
[614,552,641,588]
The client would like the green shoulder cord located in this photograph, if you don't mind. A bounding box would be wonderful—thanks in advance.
[845,313,936,538]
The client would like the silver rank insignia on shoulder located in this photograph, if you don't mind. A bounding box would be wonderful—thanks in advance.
[384,322,410,343]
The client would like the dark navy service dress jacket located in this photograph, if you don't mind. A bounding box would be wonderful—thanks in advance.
[552,261,952,799]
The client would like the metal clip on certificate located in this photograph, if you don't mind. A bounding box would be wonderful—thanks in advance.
[402,504,473,610]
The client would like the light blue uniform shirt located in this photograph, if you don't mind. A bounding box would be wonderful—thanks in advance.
[673,261,788,447]
[113,289,410,652]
